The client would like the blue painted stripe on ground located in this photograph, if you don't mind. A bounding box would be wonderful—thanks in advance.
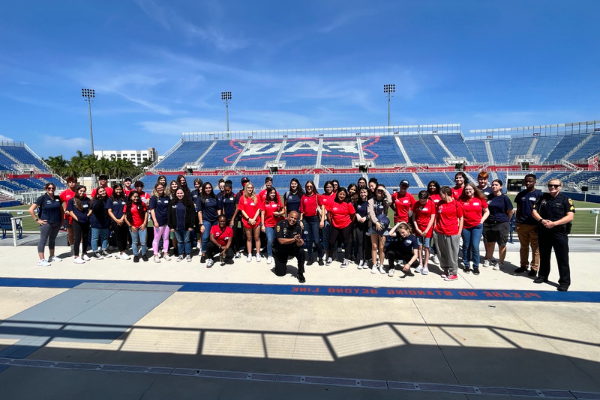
[0,277,599,303]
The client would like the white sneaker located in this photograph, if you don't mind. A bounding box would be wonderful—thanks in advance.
[256,254,262,263]
[415,264,423,273]
[422,267,429,275]
[154,255,161,263]
[48,255,62,263]
[206,259,214,268]
[388,268,395,277]
[357,261,363,270]
[326,257,332,266]
[379,265,386,274]
[186,255,192,262]
[341,259,349,268]
[94,252,104,260]
[483,259,490,267]
[235,251,242,259]
[267,256,272,264]
[82,254,91,261]
[432,255,439,264]
[102,250,112,258]
[73,257,85,264]
[247,254,252,262]
[371,264,378,274]
[120,253,131,260]
[177,255,184,262]
[162,253,171,261]
[494,263,503,271]
[37,259,51,267]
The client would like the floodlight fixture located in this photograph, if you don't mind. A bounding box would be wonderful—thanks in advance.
[383,84,395,128]
[221,91,232,135]
[82,88,95,154]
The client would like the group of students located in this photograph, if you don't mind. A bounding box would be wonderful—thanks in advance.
[30,170,573,288]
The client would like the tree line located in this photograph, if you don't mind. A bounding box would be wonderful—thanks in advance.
[43,151,152,179]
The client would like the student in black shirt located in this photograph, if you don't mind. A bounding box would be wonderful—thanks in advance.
[29,183,63,266]
[386,222,420,277]
[107,184,130,260]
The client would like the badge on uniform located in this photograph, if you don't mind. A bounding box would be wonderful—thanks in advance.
[276,225,280,232]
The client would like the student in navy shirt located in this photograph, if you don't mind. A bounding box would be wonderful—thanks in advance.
[218,181,239,252]
[90,187,112,260]
[483,179,514,270]
[168,188,196,262]
[196,182,222,263]
[284,178,303,215]
[299,180,324,266]
[386,222,420,277]
[354,187,371,269]
[191,178,203,249]
[514,174,544,275]
[150,182,172,263]
[29,183,63,266]
[107,184,130,260]
[66,185,92,264]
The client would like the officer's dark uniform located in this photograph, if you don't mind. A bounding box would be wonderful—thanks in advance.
[533,193,575,288]
[273,219,306,278]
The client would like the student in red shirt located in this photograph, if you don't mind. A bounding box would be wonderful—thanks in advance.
[206,215,234,267]
[433,186,464,281]
[91,174,113,197]
[123,177,134,196]
[326,187,356,268]
[426,180,442,264]
[238,181,262,262]
[261,187,285,265]
[318,181,336,253]
[124,191,149,263]
[60,176,77,253]
[452,172,468,200]
[411,191,436,275]
[258,176,281,204]
[459,183,489,274]
[133,181,151,205]
[299,180,324,266]
[392,179,416,223]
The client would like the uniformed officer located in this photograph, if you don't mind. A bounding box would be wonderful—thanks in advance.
[273,211,306,283]
[531,179,575,291]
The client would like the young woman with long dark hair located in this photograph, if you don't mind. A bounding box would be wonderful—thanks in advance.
[90,187,111,259]
[197,182,222,263]
[459,183,489,274]
[238,181,262,262]
[150,182,171,263]
[411,190,436,274]
[107,184,130,260]
[30,183,63,266]
[354,187,371,269]
[124,191,149,263]
[168,188,195,262]
[318,180,336,254]
[66,185,91,264]
[299,180,324,266]
[368,183,392,274]
[433,186,464,281]
[483,179,513,270]
[261,187,285,264]
[284,178,304,215]
[452,172,468,200]
[326,187,355,268]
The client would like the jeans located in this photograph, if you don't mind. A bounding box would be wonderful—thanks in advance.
[265,226,275,257]
[461,224,483,268]
[201,220,217,253]
[91,228,109,252]
[153,225,170,254]
[303,216,323,258]
[175,229,192,256]
[130,227,147,256]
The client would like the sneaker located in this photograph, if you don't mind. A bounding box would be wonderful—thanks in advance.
[318,258,324,266]
[415,264,423,273]
[326,257,332,266]
[421,267,429,275]
[200,256,206,263]
[388,268,395,277]
[432,255,439,264]
[528,269,537,277]
[206,259,214,268]
[102,250,112,258]
[177,255,184,262]
[119,253,131,260]
[162,253,171,261]
[358,259,364,268]
[533,276,548,284]
[307,257,314,266]
[297,273,306,283]
[48,255,62,263]
[493,263,503,271]
[379,264,386,274]
[235,251,242,259]
[154,255,161,263]
[483,259,490,267]
[186,255,192,262]
[557,285,569,292]
[464,266,471,274]
[441,269,448,278]
[37,259,51,267]
[341,259,349,268]
[133,256,139,263]
[514,266,528,274]
[472,268,480,275]
[444,274,458,281]
[256,254,262,263]
[247,254,253,263]
[94,252,104,260]
[371,264,378,274]
[267,256,272,264]
[82,254,91,261]
[142,255,148,262]
[73,257,85,264]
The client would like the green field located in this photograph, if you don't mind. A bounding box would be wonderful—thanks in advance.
[2,194,599,234]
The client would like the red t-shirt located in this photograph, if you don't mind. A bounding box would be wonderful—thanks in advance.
[124,187,133,196]
[91,186,113,198]
[238,195,262,227]
[59,188,76,222]
[434,200,463,236]
[258,189,281,204]
[429,194,442,208]
[262,201,284,227]
[124,202,147,228]
[392,192,416,223]
[451,187,464,200]
[329,201,355,229]
[412,200,435,238]
[318,193,336,213]
[210,225,233,246]
[460,197,488,228]
[300,194,319,217]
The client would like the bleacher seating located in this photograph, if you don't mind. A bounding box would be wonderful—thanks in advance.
[11,178,46,190]
[538,171,572,184]
[568,134,600,162]
[530,136,562,162]
[0,152,17,172]
[488,140,510,164]
[155,141,214,170]
[363,136,405,166]
[0,146,47,172]
[320,138,361,167]
[317,174,363,189]
[368,173,418,189]
[235,140,281,169]
[508,137,534,163]
[270,174,316,191]
[565,171,600,184]
[42,177,66,189]
[418,172,453,186]
[399,136,439,164]
[465,141,488,163]
[279,139,319,168]
[420,135,448,164]
[0,181,25,192]
[200,141,242,169]
[544,135,588,162]
[440,134,474,161]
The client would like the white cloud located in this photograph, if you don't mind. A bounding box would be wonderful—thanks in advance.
[0,134,14,141]
[41,135,90,152]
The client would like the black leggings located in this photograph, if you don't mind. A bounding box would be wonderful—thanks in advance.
[38,222,61,253]
[328,224,353,259]
[72,220,90,256]
[111,220,129,252]
[355,222,370,263]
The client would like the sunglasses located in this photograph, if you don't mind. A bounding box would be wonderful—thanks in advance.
[47,187,56,191]
[548,184,561,188]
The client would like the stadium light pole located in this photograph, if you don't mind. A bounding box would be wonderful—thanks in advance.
[82,89,95,154]
[221,91,232,137]
[384,84,395,131]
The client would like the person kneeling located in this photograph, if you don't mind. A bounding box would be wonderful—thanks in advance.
[206,215,235,267]
[386,222,420,277]
[273,211,306,283]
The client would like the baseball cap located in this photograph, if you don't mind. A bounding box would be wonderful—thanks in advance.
[124,177,132,182]
[400,180,410,187]
[241,177,250,186]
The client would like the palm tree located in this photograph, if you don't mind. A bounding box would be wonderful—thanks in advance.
[96,157,112,177]
[44,155,68,177]
[111,158,129,179]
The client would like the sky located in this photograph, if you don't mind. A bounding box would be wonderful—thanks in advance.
[0,0,599,158]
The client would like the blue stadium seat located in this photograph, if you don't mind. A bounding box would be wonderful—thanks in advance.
[155,141,215,170]
[440,134,474,161]
[465,141,489,163]
[531,136,562,162]
[400,136,439,165]
[363,136,405,166]
[418,172,453,186]
[0,180,25,192]
[508,137,534,163]
[318,174,362,189]
[368,173,418,189]
[201,141,244,169]
[320,138,361,167]
[545,135,588,162]
[235,140,281,169]
[567,134,600,162]
[421,135,448,164]
[0,146,47,172]
[0,152,17,172]
[11,178,46,190]
[279,139,319,168]
[488,140,510,164]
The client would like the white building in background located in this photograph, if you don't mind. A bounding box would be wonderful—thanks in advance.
[94,148,158,167]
